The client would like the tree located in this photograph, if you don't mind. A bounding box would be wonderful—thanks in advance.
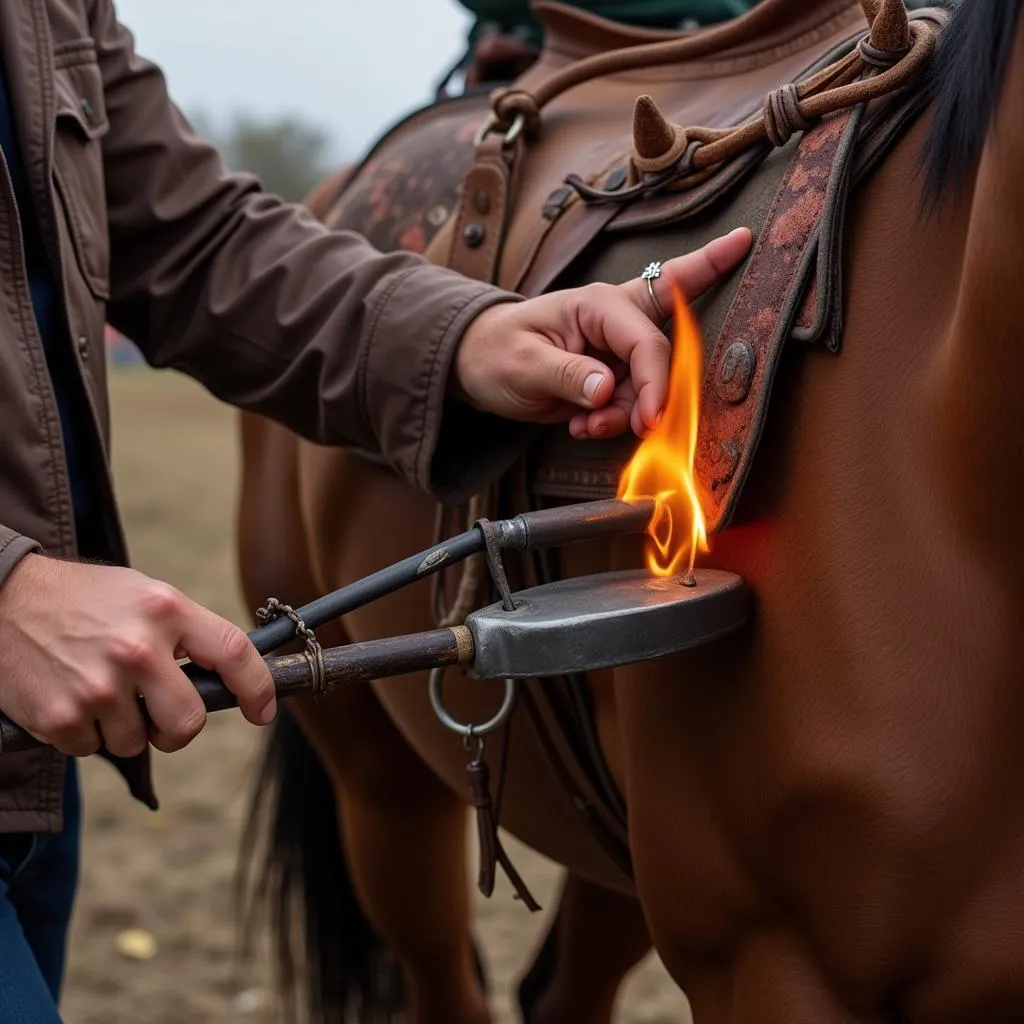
[189,109,338,204]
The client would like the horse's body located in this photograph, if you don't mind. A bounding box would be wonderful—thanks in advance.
[237,0,1024,1020]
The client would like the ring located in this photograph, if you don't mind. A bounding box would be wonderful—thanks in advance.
[428,667,518,739]
[641,261,669,325]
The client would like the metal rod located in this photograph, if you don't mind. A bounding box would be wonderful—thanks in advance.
[247,529,485,655]
[0,499,656,757]
[508,498,655,552]
[0,626,475,756]
[247,498,653,655]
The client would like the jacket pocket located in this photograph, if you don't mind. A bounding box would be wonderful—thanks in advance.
[52,50,110,300]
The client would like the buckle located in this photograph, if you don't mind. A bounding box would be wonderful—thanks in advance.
[473,111,526,149]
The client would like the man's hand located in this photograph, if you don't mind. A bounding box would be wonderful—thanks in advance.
[0,554,276,758]
[452,227,752,439]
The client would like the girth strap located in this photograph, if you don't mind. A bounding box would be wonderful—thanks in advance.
[696,103,863,528]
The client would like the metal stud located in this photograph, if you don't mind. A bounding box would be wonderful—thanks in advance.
[426,205,449,227]
[463,223,486,248]
[716,341,756,404]
[542,185,573,220]
[604,166,628,191]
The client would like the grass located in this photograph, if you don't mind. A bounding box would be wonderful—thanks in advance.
[104,367,250,623]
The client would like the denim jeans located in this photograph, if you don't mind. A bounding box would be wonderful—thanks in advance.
[0,758,81,1023]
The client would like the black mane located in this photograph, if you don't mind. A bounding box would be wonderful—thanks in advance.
[922,0,1024,204]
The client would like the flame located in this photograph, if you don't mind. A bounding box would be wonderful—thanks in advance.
[617,282,708,578]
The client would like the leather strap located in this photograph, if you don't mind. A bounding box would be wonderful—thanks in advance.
[446,133,523,283]
[484,1,932,173]
[467,751,542,910]
[696,103,863,529]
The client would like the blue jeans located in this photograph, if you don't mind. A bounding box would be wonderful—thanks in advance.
[0,758,81,1023]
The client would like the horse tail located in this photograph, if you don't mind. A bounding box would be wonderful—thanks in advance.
[922,0,1024,203]
[236,708,402,1023]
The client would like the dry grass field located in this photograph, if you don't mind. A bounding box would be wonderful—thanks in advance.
[58,368,691,1024]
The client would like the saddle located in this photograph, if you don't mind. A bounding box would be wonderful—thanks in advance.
[322,0,949,889]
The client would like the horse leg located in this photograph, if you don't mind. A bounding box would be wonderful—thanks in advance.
[288,688,490,1024]
[237,415,489,1024]
[517,872,653,1024]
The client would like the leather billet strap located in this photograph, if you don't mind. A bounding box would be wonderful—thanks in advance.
[446,131,525,283]
[695,103,863,529]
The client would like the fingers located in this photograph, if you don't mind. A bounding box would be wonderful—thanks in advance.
[568,227,752,433]
[42,705,103,759]
[450,227,752,434]
[509,338,618,411]
[625,227,753,322]
[135,660,208,754]
[571,284,672,433]
[173,602,276,729]
[98,591,204,755]
[569,377,637,439]
[100,587,274,754]
[0,557,275,761]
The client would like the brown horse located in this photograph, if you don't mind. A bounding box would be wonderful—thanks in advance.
[234,171,659,1024]
[237,0,1024,1021]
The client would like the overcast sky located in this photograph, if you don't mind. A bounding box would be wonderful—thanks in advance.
[114,0,473,161]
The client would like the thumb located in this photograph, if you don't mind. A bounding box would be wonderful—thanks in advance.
[523,344,615,410]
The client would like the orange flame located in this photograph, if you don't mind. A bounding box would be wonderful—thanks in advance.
[617,282,708,578]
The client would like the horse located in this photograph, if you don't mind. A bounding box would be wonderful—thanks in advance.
[235,0,1024,1021]
[235,19,677,1024]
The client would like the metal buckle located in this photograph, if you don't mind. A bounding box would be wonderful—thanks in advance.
[473,111,526,149]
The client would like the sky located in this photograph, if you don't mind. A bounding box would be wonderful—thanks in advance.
[113,0,474,162]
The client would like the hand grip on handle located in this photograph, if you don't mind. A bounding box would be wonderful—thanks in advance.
[0,625,473,756]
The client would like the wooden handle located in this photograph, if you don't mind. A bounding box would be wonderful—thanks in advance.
[0,626,473,756]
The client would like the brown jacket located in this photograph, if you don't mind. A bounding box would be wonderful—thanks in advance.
[0,0,523,833]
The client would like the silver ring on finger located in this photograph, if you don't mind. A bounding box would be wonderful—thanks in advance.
[641,261,670,328]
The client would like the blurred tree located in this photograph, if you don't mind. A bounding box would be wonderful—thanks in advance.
[188,110,338,204]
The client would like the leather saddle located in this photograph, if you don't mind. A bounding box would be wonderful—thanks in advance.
[327,0,946,530]
[319,0,950,886]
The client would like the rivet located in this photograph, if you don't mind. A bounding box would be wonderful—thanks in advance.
[79,98,94,124]
[542,185,574,220]
[604,165,628,191]
[463,222,486,248]
[472,190,491,215]
[716,341,756,403]
[76,335,90,360]
[426,205,449,227]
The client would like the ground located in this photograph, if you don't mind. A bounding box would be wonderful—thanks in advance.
[59,369,692,1024]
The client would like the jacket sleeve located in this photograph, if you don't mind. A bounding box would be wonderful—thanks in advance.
[0,527,41,591]
[91,0,529,502]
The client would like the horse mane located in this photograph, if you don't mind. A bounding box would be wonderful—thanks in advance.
[922,0,1024,204]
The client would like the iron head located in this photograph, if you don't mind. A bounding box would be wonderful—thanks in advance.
[465,568,750,680]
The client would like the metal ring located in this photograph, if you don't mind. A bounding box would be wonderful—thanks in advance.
[473,112,526,149]
[641,261,669,325]
[428,667,517,739]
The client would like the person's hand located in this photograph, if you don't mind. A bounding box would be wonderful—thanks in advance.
[0,554,276,757]
[452,226,752,440]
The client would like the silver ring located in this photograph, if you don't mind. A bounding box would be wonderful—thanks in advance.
[428,667,517,739]
[641,261,669,325]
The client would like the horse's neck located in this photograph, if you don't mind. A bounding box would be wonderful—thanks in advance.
[933,9,1024,573]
